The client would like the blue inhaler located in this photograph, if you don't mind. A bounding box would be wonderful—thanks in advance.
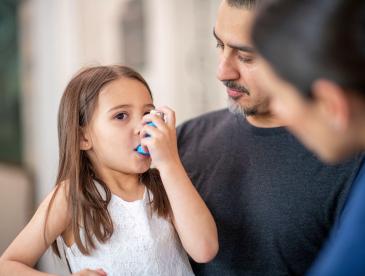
[136,122,156,156]
[136,110,164,156]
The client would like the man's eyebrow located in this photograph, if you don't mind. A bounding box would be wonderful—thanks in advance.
[213,28,222,42]
[213,28,256,53]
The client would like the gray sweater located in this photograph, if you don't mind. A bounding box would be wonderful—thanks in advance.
[177,109,362,276]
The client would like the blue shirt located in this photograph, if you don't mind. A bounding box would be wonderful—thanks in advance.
[308,157,365,276]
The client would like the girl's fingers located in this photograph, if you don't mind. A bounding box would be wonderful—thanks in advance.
[140,137,152,148]
[140,124,160,140]
[142,113,166,130]
[142,107,176,130]
[155,106,176,128]
[95,268,107,276]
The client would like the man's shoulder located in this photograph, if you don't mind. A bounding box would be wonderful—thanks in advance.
[176,109,234,151]
[177,108,231,134]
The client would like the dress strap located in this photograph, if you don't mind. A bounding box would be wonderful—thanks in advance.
[56,237,73,273]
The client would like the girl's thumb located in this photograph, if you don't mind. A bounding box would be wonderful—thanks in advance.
[96,268,107,276]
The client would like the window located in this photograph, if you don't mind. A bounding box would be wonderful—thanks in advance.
[120,0,146,70]
[0,0,21,164]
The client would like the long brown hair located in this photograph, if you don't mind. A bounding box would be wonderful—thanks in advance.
[46,65,171,256]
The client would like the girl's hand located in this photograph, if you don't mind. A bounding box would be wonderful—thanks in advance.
[140,106,180,169]
[141,107,218,262]
[72,268,107,276]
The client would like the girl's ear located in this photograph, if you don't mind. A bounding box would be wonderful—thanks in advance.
[311,79,350,132]
[80,127,92,150]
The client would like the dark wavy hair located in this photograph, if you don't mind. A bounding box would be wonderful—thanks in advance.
[46,65,171,256]
[252,0,365,97]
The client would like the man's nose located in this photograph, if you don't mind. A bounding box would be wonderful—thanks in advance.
[217,55,240,82]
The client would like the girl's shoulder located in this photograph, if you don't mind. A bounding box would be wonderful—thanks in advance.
[36,181,71,238]
[38,181,69,214]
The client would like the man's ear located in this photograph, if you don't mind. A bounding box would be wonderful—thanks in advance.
[311,79,350,131]
[80,127,92,150]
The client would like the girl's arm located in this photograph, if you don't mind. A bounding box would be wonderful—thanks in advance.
[0,183,105,276]
[140,107,219,263]
[0,184,69,276]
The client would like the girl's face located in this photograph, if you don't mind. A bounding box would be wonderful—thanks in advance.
[82,77,154,176]
[256,58,356,163]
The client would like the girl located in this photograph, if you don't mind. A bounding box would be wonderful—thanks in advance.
[252,0,365,275]
[0,65,218,275]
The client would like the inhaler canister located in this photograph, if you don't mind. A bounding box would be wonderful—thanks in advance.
[136,110,165,156]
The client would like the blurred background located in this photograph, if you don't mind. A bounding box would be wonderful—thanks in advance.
[0,0,224,274]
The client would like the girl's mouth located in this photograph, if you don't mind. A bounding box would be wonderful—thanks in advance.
[134,146,150,158]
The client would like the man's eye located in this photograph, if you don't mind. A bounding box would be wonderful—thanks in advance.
[115,113,128,120]
[216,42,224,49]
[238,55,254,63]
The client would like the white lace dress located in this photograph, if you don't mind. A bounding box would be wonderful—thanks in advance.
[58,188,194,276]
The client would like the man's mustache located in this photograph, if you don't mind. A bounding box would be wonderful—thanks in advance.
[223,80,250,95]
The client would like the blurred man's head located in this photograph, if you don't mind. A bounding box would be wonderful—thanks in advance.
[214,0,270,119]
[252,0,365,162]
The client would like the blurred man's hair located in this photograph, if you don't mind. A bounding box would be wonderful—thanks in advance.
[253,0,365,96]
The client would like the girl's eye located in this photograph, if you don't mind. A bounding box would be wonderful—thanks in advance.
[115,112,128,120]
[144,111,151,116]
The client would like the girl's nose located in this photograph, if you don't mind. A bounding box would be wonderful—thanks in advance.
[134,121,143,136]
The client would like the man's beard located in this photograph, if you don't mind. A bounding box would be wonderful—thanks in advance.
[228,97,259,117]
[223,80,258,117]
